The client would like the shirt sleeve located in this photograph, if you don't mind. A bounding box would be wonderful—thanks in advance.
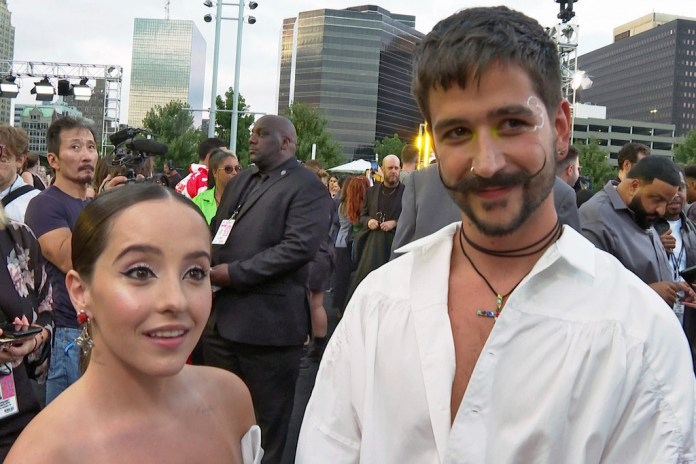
[24,194,68,239]
[296,297,364,463]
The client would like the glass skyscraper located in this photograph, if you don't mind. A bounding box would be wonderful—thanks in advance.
[278,6,423,159]
[128,19,205,128]
[0,0,14,125]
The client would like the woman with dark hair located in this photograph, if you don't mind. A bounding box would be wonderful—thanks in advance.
[7,184,261,463]
[332,176,370,317]
[192,149,240,224]
[20,153,46,191]
[0,205,52,460]
[328,175,341,198]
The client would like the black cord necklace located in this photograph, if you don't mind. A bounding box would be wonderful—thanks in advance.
[458,223,561,320]
[461,218,561,258]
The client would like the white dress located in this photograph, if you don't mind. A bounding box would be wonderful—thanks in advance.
[241,425,263,464]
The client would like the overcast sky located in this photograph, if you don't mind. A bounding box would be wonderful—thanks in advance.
[8,1,696,125]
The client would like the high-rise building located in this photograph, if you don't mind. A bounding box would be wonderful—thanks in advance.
[578,15,696,136]
[278,5,424,159]
[0,0,14,125]
[128,19,205,128]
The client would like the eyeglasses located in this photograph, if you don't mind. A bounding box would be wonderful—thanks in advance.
[219,165,242,174]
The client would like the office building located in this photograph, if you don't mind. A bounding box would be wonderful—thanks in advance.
[128,19,205,128]
[578,15,696,136]
[20,103,82,154]
[0,0,14,125]
[278,5,423,159]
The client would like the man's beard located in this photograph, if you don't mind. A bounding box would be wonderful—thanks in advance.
[439,144,555,237]
[628,192,658,229]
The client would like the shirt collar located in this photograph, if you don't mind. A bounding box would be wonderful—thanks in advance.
[399,222,597,282]
[0,174,25,198]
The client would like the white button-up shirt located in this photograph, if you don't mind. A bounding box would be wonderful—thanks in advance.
[297,224,696,463]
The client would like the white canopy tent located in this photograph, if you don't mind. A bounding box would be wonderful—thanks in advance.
[328,159,372,173]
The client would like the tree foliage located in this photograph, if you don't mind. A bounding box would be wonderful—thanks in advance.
[576,139,614,192]
[214,87,255,166]
[141,100,203,170]
[374,134,406,164]
[674,128,696,165]
[283,102,343,168]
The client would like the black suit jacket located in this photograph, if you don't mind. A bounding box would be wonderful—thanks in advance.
[210,157,330,346]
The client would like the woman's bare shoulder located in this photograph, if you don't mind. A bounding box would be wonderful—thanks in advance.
[5,387,85,463]
[185,365,256,434]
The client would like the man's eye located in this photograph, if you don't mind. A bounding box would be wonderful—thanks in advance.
[501,119,529,131]
[443,127,471,140]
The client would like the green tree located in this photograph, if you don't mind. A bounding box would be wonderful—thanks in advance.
[576,139,614,192]
[283,102,343,167]
[214,87,255,166]
[374,134,406,164]
[141,100,203,170]
[674,128,696,165]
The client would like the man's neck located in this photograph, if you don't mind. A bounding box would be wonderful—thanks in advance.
[460,199,559,257]
[383,180,400,189]
[53,176,88,200]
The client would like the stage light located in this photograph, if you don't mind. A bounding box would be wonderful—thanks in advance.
[204,13,213,22]
[0,76,19,98]
[57,79,72,96]
[249,1,258,9]
[31,77,54,101]
[248,16,256,24]
[72,78,92,101]
[203,0,213,6]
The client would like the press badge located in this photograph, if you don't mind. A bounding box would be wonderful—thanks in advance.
[0,364,19,419]
[212,219,235,245]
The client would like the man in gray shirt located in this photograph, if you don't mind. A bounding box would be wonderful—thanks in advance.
[579,155,693,306]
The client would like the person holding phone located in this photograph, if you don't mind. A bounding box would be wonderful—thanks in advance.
[7,184,261,463]
[0,206,52,460]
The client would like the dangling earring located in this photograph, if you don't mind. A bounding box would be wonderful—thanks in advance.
[75,310,94,356]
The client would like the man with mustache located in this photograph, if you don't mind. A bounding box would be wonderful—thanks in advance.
[298,6,695,463]
[579,156,694,307]
[25,117,99,403]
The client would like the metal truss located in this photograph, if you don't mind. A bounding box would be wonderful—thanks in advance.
[0,60,123,152]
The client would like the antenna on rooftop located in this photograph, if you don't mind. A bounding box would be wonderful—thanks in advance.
[165,0,170,20]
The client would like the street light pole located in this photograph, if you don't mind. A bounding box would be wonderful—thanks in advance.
[208,0,223,137]
[230,2,245,153]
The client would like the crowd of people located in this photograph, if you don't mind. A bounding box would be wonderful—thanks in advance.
[0,5,695,463]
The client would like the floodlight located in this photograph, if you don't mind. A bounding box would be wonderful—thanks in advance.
[73,78,92,101]
[204,13,213,22]
[248,1,258,9]
[0,76,19,98]
[31,77,54,101]
[247,16,256,24]
[203,0,213,6]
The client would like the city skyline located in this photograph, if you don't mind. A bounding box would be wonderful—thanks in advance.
[6,1,696,128]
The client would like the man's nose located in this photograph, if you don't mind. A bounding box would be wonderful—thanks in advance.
[470,131,505,178]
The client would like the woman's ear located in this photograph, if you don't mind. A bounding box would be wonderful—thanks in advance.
[66,270,93,319]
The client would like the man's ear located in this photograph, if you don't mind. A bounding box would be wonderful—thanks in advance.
[628,178,641,196]
[46,152,59,170]
[66,270,93,320]
[621,160,633,173]
[553,99,571,157]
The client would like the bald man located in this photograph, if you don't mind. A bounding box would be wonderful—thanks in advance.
[347,154,406,299]
[204,115,331,462]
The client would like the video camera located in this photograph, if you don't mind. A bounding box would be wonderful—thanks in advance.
[109,127,169,183]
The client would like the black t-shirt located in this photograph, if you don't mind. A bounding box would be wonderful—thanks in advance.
[25,186,88,328]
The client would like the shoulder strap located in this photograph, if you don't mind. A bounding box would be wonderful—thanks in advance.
[1,185,35,207]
